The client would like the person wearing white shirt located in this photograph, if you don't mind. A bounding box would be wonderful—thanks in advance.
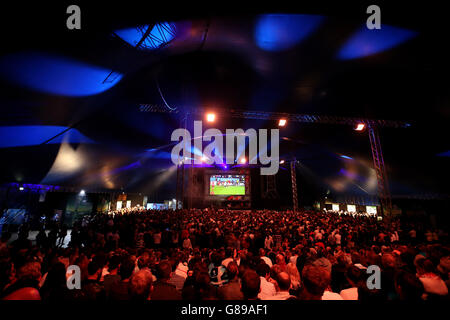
[264,235,273,250]
[335,232,341,245]
[256,262,276,299]
[338,265,363,300]
[417,259,448,297]
[340,287,358,300]
[322,290,344,300]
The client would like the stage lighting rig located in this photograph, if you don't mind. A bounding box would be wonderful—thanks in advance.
[140,103,410,215]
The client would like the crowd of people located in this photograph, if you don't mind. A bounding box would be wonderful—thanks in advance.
[0,208,449,301]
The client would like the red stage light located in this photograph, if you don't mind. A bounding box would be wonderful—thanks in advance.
[278,119,287,127]
[355,123,365,131]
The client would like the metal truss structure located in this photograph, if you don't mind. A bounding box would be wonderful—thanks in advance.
[368,125,392,215]
[104,22,177,85]
[135,22,177,50]
[141,104,409,215]
[139,104,411,128]
[290,159,298,211]
[175,112,188,209]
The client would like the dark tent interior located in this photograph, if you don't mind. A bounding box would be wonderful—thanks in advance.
[0,2,449,222]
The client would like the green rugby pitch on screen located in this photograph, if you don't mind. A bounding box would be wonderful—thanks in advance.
[210,185,245,195]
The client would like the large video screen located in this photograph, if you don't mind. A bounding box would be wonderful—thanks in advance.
[210,175,246,195]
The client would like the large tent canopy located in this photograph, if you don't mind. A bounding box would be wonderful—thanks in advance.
[0,2,448,202]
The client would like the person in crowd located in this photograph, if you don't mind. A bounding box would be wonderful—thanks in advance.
[339,266,363,300]
[208,251,228,287]
[153,229,162,249]
[269,271,296,300]
[40,261,73,301]
[0,207,448,301]
[286,262,301,295]
[167,252,188,292]
[151,260,181,300]
[182,267,218,300]
[78,260,106,301]
[437,256,450,289]
[129,269,153,301]
[275,253,287,273]
[57,225,68,247]
[300,264,342,300]
[395,270,424,301]
[415,258,448,298]
[221,247,235,268]
[47,227,58,248]
[182,237,193,250]
[1,261,41,300]
[218,261,243,300]
[256,262,276,299]
[109,256,135,300]
[259,248,273,268]
[264,235,273,251]
[103,254,121,298]
[35,227,48,249]
[240,270,261,300]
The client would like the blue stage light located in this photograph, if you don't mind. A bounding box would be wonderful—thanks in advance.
[338,24,417,60]
[101,161,142,177]
[437,150,450,157]
[0,52,123,97]
[190,145,204,157]
[144,150,174,160]
[255,14,324,51]
[340,155,353,160]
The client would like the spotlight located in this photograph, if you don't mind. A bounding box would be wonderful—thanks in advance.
[240,157,247,164]
[278,119,287,127]
[201,156,207,162]
[19,187,24,191]
[206,113,216,123]
[79,190,86,196]
[280,160,285,164]
[354,123,365,131]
